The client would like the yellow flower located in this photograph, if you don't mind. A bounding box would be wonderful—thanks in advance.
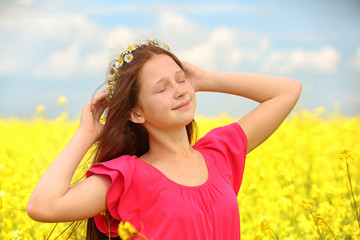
[259,216,270,233]
[118,221,138,240]
[300,199,316,211]
[57,96,67,106]
[339,149,353,161]
[11,229,23,240]
[1,108,360,238]
[36,105,45,113]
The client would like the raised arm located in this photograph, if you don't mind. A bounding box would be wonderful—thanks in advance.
[27,90,111,222]
[182,61,302,153]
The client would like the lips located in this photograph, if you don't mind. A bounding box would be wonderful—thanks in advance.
[172,100,190,110]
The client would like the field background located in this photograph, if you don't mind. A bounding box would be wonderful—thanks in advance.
[0,108,359,240]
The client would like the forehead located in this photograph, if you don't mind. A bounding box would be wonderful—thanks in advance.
[138,54,182,86]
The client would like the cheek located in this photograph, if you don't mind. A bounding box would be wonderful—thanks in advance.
[144,95,171,115]
[186,84,196,100]
[185,81,195,94]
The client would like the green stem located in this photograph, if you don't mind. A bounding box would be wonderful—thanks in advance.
[269,227,280,240]
[106,212,111,240]
[345,158,360,230]
[46,223,58,240]
[309,209,324,240]
[319,218,337,240]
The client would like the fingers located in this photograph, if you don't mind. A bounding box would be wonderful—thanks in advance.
[180,61,204,92]
[91,90,110,121]
[92,89,110,104]
[181,60,191,71]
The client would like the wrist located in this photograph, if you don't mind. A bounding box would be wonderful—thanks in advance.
[75,127,98,146]
[195,70,216,92]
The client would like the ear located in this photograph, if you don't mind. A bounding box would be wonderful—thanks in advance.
[129,108,145,124]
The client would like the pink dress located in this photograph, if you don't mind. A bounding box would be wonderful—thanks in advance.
[86,122,247,239]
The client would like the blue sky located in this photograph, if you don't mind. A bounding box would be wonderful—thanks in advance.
[1,0,359,119]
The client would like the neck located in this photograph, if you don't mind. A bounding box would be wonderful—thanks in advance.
[143,126,192,162]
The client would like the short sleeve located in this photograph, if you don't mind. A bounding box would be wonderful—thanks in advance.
[194,122,247,195]
[86,155,135,237]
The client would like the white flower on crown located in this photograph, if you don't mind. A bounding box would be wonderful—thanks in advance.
[114,61,121,69]
[125,44,135,52]
[124,53,133,63]
[162,44,170,51]
[107,73,115,81]
[117,57,123,66]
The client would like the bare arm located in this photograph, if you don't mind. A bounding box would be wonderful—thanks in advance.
[27,90,111,222]
[183,62,302,153]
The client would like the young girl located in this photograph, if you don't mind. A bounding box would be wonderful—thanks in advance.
[27,40,302,239]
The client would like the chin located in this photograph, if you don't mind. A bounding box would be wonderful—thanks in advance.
[182,114,195,127]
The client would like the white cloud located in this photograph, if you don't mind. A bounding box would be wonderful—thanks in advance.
[80,3,273,16]
[36,28,133,77]
[260,46,339,74]
[0,46,16,73]
[229,38,270,65]
[155,10,204,46]
[159,10,189,30]
[36,42,80,77]
[0,6,108,77]
[178,26,270,70]
[0,4,343,80]
[106,28,135,50]
[177,27,236,69]
[17,0,34,6]
[0,9,97,41]
[349,47,360,71]
[151,10,271,70]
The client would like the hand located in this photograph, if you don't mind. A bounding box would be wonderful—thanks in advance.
[78,90,110,141]
[181,61,206,92]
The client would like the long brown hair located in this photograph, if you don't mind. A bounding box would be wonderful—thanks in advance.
[86,43,198,239]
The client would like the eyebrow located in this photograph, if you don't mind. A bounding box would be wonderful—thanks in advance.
[151,70,184,89]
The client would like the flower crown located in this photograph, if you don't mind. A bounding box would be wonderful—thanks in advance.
[105,39,171,102]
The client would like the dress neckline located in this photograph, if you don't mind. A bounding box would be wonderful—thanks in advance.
[135,148,211,189]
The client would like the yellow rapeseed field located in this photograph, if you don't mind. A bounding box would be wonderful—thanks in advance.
[0,107,359,239]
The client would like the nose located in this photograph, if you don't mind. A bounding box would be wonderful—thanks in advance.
[174,82,187,98]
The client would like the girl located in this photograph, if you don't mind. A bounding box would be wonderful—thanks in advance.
[27,40,302,239]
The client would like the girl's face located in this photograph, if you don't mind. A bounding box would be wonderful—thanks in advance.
[133,54,196,131]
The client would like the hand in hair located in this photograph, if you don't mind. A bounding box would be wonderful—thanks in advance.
[79,89,110,141]
[181,61,206,92]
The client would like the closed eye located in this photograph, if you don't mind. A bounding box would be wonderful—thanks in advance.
[157,86,167,93]
[177,78,186,83]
